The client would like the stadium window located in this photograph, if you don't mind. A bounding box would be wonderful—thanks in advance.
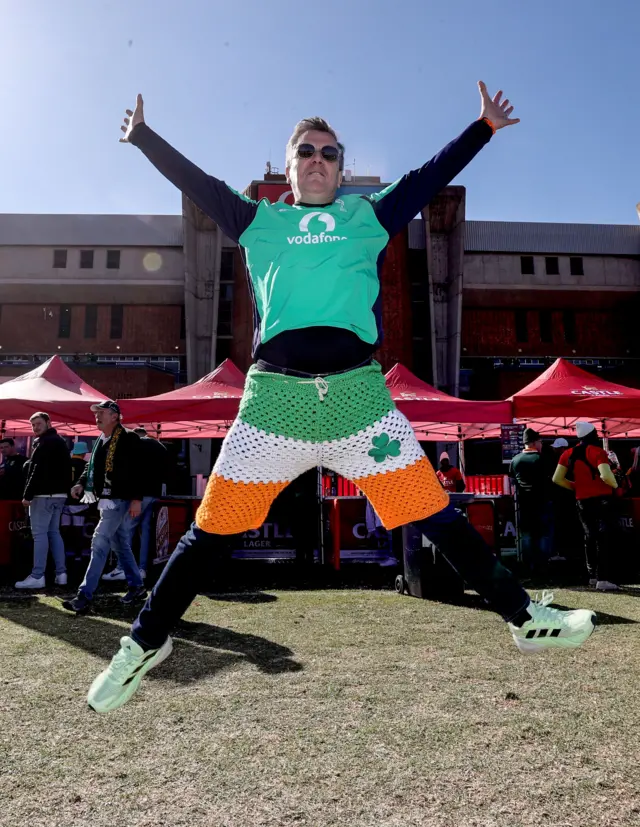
[570,256,584,276]
[53,249,68,268]
[515,310,528,343]
[84,305,98,338]
[80,250,94,269]
[106,250,121,269]
[545,257,559,276]
[520,256,534,275]
[58,305,72,338]
[539,310,553,343]
[220,250,235,281]
[110,304,123,339]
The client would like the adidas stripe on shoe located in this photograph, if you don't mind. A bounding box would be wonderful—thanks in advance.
[509,591,596,654]
[87,635,173,713]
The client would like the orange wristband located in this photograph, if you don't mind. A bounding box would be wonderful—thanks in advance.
[480,116,496,135]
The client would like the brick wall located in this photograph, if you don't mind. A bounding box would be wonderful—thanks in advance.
[0,304,185,355]
[462,308,627,358]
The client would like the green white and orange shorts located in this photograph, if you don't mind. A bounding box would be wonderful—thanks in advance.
[195,362,449,534]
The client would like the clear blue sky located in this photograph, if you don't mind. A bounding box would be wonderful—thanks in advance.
[2,0,639,224]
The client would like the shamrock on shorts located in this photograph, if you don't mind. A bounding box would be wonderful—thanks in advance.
[368,433,402,463]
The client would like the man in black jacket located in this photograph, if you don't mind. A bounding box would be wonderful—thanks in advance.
[0,438,27,500]
[63,401,146,613]
[15,413,71,589]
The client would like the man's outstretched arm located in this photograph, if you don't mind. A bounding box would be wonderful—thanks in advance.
[370,81,520,238]
[120,94,258,243]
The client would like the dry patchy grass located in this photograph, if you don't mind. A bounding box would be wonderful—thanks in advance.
[1,586,639,827]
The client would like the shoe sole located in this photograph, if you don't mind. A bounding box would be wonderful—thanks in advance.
[120,591,148,606]
[61,601,92,615]
[87,637,173,713]
[513,613,597,654]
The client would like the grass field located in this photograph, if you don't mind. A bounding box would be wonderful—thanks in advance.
[1,584,639,827]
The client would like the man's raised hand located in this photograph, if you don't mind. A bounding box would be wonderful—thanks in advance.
[478,81,520,130]
[119,94,145,143]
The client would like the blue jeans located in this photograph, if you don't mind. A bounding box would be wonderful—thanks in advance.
[30,497,66,578]
[79,500,143,601]
[132,503,530,651]
[129,496,157,571]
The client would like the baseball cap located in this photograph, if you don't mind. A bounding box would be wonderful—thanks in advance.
[575,421,595,439]
[551,438,569,449]
[90,400,121,415]
[439,451,450,462]
[72,441,88,456]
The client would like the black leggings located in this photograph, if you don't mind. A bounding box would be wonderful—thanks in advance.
[576,496,615,582]
[131,504,530,651]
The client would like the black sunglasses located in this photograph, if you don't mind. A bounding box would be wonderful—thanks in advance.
[296,143,341,163]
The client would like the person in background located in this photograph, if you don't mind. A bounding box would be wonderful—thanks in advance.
[0,438,27,500]
[70,442,88,486]
[15,413,71,590]
[546,437,571,562]
[607,451,629,497]
[626,447,640,495]
[550,437,569,460]
[509,427,553,577]
[103,428,169,582]
[62,442,90,565]
[553,421,619,591]
[436,452,465,493]
[63,401,146,613]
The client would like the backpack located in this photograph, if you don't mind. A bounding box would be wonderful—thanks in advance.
[566,443,600,482]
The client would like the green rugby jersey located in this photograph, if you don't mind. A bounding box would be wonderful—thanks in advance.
[130,119,493,367]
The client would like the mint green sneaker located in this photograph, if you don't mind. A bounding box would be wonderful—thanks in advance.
[509,592,596,654]
[87,636,172,713]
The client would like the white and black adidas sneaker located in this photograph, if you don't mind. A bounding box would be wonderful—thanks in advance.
[509,591,596,654]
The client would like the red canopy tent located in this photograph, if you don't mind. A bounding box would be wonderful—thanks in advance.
[385,363,513,439]
[0,356,108,433]
[507,358,640,437]
[118,359,246,436]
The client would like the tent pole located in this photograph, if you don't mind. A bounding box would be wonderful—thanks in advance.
[458,425,466,476]
[602,419,608,451]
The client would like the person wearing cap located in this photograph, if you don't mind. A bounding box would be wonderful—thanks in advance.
[550,437,569,456]
[63,401,146,613]
[15,412,71,590]
[509,427,553,576]
[553,422,619,591]
[546,437,575,561]
[436,452,465,493]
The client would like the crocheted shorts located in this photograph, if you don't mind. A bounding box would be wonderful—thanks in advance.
[195,362,449,534]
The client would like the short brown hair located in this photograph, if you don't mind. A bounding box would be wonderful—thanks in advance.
[286,117,344,170]
[29,412,51,424]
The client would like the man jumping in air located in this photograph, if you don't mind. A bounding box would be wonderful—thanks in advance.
[87,82,596,713]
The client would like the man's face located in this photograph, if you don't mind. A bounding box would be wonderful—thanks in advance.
[440,459,451,471]
[286,129,342,205]
[31,418,49,437]
[0,442,15,456]
[94,409,119,432]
